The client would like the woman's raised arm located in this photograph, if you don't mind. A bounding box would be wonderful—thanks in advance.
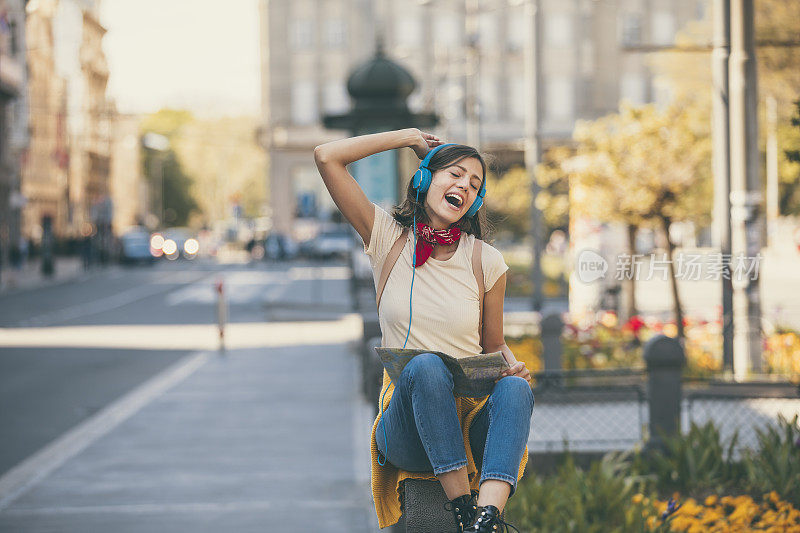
[313,128,426,246]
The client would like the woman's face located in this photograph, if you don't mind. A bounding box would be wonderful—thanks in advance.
[423,157,484,229]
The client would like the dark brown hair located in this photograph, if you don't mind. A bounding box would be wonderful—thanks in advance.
[392,144,492,240]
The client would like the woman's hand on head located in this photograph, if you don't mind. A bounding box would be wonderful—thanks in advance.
[500,361,531,382]
[410,129,445,160]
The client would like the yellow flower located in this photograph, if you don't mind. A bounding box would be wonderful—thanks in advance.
[663,323,679,337]
[705,495,718,507]
[632,493,644,504]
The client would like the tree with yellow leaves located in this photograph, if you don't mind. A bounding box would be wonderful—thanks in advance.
[560,99,712,339]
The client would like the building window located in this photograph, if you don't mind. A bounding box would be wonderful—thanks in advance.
[508,78,525,121]
[545,13,572,48]
[292,81,317,125]
[434,17,460,48]
[324,19,346,48]
[480,78,498,120]
[580,39,594,76]
[652,11,675,46]
[395,17,422,48]
[695,1,706,20]
[546,77,574,121]
[620,13,641,47]
[620,72,646,105]
[442,81,464,121]
[290,18,314,50]
[506,12,525,51]
[323,81,349,114]
[478,13,498,48]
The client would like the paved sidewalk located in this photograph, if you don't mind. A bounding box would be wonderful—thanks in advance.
[0,257,85,294]
[0,340,377,532]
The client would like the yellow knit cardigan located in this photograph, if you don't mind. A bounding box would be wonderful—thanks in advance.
[370,368,528,529]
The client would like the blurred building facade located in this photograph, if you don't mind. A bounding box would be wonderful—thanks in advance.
[258,0,706,234]
[23,0,69,241]
[0,0,29,273]
[109,113,146,235]
[22,0,116,256]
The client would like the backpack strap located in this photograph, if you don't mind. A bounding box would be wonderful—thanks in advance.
[471,238,484,351]
[375,228,409,310]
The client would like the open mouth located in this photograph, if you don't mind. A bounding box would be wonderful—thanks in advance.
[444,193,463,210]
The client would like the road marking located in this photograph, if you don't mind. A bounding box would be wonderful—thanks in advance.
[0,351,211,511]
[16,271,214,327]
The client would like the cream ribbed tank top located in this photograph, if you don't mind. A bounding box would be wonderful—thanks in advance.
[363,203,508,358]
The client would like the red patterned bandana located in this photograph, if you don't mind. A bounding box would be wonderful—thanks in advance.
[413,223,461,267]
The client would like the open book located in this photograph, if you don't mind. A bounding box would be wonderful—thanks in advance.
[375,348,510,398]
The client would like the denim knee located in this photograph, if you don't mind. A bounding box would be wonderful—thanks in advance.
[403,353,452,392]
[494,376,535,414]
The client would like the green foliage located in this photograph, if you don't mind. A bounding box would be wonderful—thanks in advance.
[141,109,200,227]
[510,416,800,530]
[507,452,652,532]
[741,414,800,507]
[139,109,267,227]
[650,0,800,218]
[633,422,743,497]
[485,166,530,240]
[566,100,712,229]
[158,152,199,227]
[140,109,194,138]
[172,115,267,223]
[484,148,570,242]
[783,100,800,215]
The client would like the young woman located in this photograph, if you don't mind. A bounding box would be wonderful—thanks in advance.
[314,129,533,532]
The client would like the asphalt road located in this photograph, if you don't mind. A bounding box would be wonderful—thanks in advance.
[0,258,352,480]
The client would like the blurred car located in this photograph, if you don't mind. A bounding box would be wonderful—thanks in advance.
[310,227,354,259]
[119,228,155,265]
[263,233,298,261]
[158,227,200,260]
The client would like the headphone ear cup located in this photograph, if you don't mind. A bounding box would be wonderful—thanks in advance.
[417,168,432,193]
[412,169,423,190]
[465,196,482,217]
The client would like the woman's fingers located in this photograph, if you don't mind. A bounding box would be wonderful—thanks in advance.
[500,362,531,381]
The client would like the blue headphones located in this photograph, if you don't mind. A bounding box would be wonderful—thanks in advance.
[411,143,486,218]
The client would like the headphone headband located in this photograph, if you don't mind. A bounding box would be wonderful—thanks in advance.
[420,143,456,169]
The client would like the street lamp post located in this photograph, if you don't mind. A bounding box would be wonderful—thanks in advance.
[712,0,734,374]
[728,0,763,378]
[523,0,544,312]
[142,133,170,228]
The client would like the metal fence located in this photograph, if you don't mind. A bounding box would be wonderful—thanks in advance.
[527,368,800,455]
[529,369,648,453]
[685,390,800,455]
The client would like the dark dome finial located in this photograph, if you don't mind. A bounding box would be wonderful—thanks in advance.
[346,46,416,103]
[376,32,385,57]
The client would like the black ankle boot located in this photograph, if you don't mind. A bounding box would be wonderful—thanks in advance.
[467,505,520,533]
[443,491,478,533]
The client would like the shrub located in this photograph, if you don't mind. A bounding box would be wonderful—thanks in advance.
[741,415,800,507]
[632,421,743,497]
[506,452,652,532]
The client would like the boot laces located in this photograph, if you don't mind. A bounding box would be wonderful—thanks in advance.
[470,505,520,533]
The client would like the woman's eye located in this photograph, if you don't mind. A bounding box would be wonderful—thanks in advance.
[450,172,459,178]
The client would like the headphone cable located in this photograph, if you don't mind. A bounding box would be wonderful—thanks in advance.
[377,188,420,466]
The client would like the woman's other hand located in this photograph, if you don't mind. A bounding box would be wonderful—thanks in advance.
[500,361,531,382]
[410,129,444,160]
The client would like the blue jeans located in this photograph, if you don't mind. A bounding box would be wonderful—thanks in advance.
[376,353,534,494]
